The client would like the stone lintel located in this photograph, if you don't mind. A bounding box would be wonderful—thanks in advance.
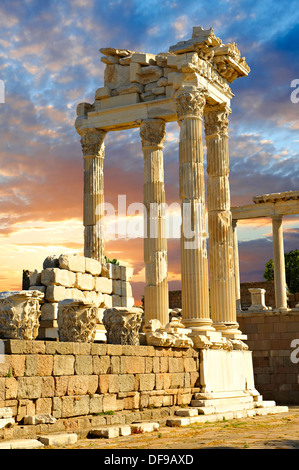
[231,199,299,220]
[75,80,232,134]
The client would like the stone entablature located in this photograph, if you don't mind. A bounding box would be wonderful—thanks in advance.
[75,26,250,135]
[253,190,299,204]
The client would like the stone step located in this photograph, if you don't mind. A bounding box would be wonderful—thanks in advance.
[166,405,289,427]
[191,401,256,414]
[89,426,120,439]
[89,421,159,439]
[130,422,159,434]
[175,408,199,417]
[193,390,257,400]
[255,400,276,408]
[254,406,289,416]
[38,433,78,447]
[10,439,45,449]
[89,425,131,439]
[191,396,254,407]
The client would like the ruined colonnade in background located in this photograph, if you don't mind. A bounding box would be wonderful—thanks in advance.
[231,191,299,312]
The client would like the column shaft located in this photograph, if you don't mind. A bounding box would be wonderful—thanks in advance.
[80,128,106,262]
[175,87,213,334]
[272,215,288,311]
[140,120,169,327]
[204,104,239,336]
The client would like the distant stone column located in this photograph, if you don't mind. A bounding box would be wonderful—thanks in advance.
[140,119,169,327]
[232,219,242,312]
[175,86,214,339]
[272,215,288,311]
[80,128,107,262]
[204,104,240,338]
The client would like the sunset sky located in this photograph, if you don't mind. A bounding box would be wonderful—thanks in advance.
[0,0,298,303]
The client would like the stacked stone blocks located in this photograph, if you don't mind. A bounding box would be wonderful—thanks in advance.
[238,311,299,404]
[27,254,134,339]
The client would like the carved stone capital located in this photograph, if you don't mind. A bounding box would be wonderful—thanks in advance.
[204,104,231,138]
[174,87,206,121]
[0,290,43,340]
[57,299,99,342]
[103,307,143,345]
[80,128,107,157]
[139,119,166,149]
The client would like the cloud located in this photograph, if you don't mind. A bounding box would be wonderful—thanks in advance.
[172,15,189,39]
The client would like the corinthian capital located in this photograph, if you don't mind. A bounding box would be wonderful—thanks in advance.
[139,119,166,148]
[80,128,107,157]
[204,104,231,138]
[174,87,206,121]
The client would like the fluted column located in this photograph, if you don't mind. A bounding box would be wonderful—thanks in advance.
[175,86,214,337]
[204,104,240,337]
[140,119,169,327]
[80,128,107,262]
[272,215,288,311]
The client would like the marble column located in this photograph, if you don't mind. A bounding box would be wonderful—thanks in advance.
[204,104,241,338]
[232,219,242,312]
[174,86,214,338]
[80,127,107,262]
[272,215,288,311]
[140,119,169,327]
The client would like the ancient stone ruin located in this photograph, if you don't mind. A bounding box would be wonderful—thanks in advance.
[0,26,290,444]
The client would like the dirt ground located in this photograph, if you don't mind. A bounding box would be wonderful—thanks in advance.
[64,406,299,451]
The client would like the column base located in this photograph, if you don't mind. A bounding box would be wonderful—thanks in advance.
[213,322,248,341]
[182,317,215,337]
[182,318,229,350]
[274,307,291,313]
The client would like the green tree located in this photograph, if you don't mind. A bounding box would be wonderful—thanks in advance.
[263,249,299,294]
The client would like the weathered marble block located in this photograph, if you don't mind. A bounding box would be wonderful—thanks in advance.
[95,277,113,294]
[144,317,193,348]
[103,307,143,345]
[58,254,85,273]
[85,257,102,276]
[0,290,44,340]
[41,268,76,287]
[57,299,99,343]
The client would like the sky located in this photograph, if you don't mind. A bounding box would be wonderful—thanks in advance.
[0,0,298,303]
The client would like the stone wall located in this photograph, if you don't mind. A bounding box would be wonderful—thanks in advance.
[237,311,299,404]
[169,291,182,309]
[240,281,275,310]
[0,340,199,440]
